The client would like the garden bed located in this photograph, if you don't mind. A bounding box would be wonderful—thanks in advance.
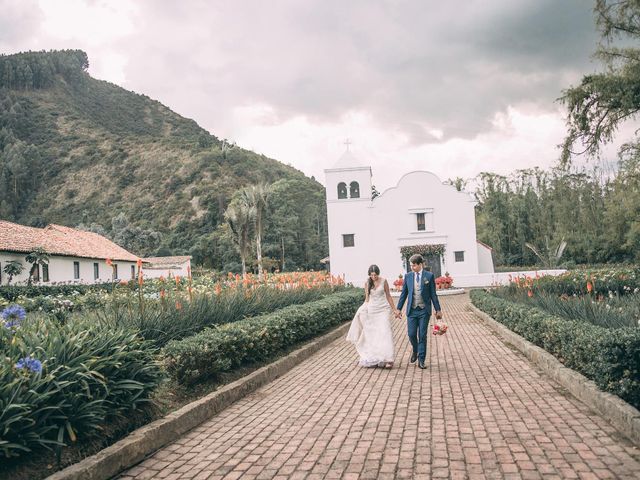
[0,284,361,478]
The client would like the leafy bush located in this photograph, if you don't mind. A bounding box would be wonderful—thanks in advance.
[0,283,114,302]
[92,284,344,348]
[506,267,640,297]
[164,289,362,385]
[495,266,640,329]
[470,289,640,409]
[0,312,163,459]
[0,291,110,316]
[492,289,640,329]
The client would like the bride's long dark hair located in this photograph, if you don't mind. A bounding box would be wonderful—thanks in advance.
[367,264,380,296]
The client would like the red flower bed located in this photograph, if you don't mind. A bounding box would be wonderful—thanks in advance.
[435,274,453,290]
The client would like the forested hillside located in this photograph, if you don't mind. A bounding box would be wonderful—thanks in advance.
[0,50,328,271]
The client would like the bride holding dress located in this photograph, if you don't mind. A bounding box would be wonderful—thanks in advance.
[346,265,400,368]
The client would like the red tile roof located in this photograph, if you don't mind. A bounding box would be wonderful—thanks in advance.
[143,256,192,266]
[0,220,139,262]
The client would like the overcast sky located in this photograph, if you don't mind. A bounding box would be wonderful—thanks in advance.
[0,0,625,191]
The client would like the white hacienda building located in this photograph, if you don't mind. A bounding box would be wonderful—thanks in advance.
[0,221,140,285]
[325,152,496,287]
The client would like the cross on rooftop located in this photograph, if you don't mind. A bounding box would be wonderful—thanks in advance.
[343,138,352,151]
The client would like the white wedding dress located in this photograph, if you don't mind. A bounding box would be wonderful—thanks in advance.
[346,279,395,367]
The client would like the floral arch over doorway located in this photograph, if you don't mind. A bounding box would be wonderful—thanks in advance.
[400,244,445,277]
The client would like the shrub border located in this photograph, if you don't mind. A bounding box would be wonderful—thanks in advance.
[468,302,640,447]
[46,321,351,480]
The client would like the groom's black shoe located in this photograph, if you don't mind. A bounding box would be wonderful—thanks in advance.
[410,352,418,363]
[418,360,426,369]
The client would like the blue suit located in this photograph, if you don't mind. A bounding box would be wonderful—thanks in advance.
[396,270,442,362]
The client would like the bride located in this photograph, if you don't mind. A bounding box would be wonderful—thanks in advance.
[346,265,400,368]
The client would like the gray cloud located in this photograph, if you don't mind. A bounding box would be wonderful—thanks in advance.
[0,0,601,148]
[116,0,599,144]
[0,0,42,49]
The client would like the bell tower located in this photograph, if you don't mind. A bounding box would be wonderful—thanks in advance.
[324,149,373,283]
[324,150,372,202]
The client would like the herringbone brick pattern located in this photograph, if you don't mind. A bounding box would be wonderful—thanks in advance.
[119,294,640,479]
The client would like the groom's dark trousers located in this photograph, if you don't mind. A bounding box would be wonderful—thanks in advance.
[397,270,441,364]
[407,307,429,362]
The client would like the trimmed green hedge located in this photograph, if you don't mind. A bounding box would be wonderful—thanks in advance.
[164,290,362,385]
[470,289,640,409]
[0,316,163,459]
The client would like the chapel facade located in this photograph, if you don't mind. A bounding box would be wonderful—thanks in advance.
[324,151,494,287]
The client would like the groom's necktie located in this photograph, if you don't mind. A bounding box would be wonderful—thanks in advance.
[416,272,420,286]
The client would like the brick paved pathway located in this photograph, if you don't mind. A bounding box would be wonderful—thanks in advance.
[119,294,640,479]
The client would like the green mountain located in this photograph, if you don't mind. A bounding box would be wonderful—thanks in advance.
[0,50,328,270]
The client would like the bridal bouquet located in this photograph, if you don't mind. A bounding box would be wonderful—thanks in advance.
[432,323,448,336]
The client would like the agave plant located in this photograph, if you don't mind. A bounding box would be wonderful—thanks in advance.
[525,236,567,269]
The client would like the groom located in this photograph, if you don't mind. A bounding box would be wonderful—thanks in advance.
[396,254,443,369]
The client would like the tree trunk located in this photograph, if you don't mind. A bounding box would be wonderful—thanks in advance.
[256,213,263,280]
[281,236,285,271]
[241,229,248,278]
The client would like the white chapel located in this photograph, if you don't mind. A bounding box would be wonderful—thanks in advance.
[324,151,495,287]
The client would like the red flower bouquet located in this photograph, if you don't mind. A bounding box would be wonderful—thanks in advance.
[432,323,448,336]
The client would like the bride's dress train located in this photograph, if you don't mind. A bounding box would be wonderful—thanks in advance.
[346,280,395,367]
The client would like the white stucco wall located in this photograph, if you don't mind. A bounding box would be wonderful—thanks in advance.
[455,269,566,287]
[477,243,495,274]
[325,167,485,286]
[0,252,137,285]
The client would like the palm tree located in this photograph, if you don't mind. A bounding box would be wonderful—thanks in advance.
[446,177,468,192]
[224,198,255,278]
[3,260,24,285]
[240,183,272,279]
[25,248,49,285]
